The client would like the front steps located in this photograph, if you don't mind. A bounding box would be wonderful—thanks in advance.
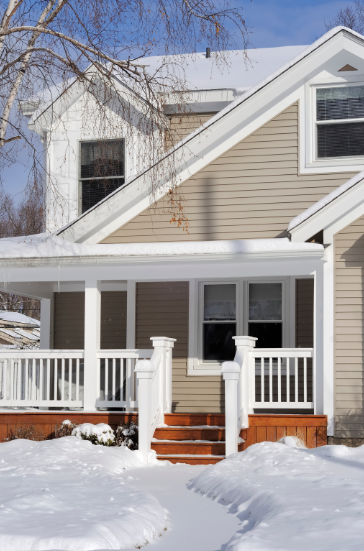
[152,413,245,465]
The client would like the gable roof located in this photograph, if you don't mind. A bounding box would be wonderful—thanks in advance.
[57,26,364,244]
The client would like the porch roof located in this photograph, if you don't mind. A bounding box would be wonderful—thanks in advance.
[0,233,323,264]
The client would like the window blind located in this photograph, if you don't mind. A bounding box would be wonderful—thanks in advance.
[317,86,364,121]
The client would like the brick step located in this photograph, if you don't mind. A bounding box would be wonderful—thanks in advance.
[156,455,224,465]
[151,440,225,455]
[163,413,225,427]
[154,427,225,441]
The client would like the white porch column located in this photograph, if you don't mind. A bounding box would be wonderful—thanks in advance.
[83,280,101,412]
[126,281,136,349]
[314,265,324,415]
[40,296,53,349]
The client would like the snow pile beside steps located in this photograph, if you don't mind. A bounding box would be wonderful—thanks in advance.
[190,438,364,551]
[0,437,167,550]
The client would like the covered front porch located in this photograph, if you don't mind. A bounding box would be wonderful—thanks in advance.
[0,235,327,460]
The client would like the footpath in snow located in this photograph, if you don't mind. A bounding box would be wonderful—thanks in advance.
[191,437,364,551]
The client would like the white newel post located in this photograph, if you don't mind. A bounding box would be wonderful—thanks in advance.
[234,336,257,427]
[135,360,155,462]
[151,337,175,414]
[222,336,257,457]
[221,362,240,456]
[83,280,101,412]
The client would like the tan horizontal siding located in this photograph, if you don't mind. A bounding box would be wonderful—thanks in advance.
[334,215,364,438]
[135,282,224,413]
[53,291,127,350]
[296,279,314,349]
[102,103,357,244]
[166,113,216,149]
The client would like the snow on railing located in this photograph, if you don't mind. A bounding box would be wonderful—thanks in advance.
[135,337,175,462]
[222,337,315,457]
[0,350,84,407]
[96,349,153,409]
[252,348,314,409]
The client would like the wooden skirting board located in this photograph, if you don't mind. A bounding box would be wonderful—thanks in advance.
[0,412,327,452]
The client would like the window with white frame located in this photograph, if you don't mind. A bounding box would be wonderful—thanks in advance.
[80,139,125,213]
[202,283,236,362]
[248,283,282,348]
[316,86,364,159]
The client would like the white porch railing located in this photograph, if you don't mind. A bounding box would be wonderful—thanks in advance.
[135,337,175,462]
[0,350,84,407]
[96,349,153,409]
[222,337,315,456]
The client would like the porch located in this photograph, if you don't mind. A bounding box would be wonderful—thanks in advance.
[0,235,327,462]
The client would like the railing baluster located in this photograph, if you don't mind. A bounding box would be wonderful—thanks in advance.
[40,359,43,402]
[260,358,264,403]
[76,358,80,401]
[105,359,109,402]
[304,357,307,403]
[126,358,131,404]
[120,359,124,403]
[54,358,57,402]
[269,357,272,403]
[252,357,256,404]
[10,359,14,401]
[61,359,65,402]
[17,359,21,401]
[68,358,72,402]
[278,357,281,403]
[3,359,7,401]
[32,359,36,401]
[47,359,50,401]
[295,357,298,403]
[24,358,28,401]
[112,358,116,403]
[286,358,290,403]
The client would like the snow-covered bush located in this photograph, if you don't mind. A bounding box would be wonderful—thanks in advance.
[72,423,115,446]
[115,421,138,450]
[6,423,46,441]
[278,435,306,448]
[54,419,79,438]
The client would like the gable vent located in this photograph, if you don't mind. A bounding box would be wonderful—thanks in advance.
[338,64,358,72]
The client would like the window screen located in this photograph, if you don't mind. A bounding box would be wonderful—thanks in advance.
[203,284,236,362]
[316,86,364,158]
[80,140,125,213]
[248,283,282,348]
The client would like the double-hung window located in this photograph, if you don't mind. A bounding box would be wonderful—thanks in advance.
[202,283,236,362]
[316,86,364,158]
[80,139,125,213]
[248,283,282,348]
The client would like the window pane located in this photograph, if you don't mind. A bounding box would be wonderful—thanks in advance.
[203,323,236,361]
[249,283,282,321]
[82,177,125,213]
[317,122,364,158]
[81,140,125,179]
[317,86,364,121]
[204,284,236,321]
[248,322,282,348]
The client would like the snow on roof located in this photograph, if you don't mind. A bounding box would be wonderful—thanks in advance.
[0,328,22,339]
[15,328,39,341]
[0,233,323,260]
[0,311,40,326]
[288,170,364,232]
[128,45,308,92]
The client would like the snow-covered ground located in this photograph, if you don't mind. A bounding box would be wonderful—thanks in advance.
[191,437,364,551]
[0,437,167,550]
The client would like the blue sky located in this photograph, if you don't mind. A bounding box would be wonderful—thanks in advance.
[2,0,354,199]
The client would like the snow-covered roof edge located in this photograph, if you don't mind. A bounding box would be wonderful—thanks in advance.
[288,170,364,232]
[57,26,360,239]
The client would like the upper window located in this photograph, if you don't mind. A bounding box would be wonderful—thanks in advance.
[202,284,236,362]
[316,86,364,158]
[80,140,125,213]
[248,283,282,348]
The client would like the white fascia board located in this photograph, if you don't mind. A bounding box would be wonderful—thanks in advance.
[59,31,360,244]
[290,178,364,243]
[0,252,323,286]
